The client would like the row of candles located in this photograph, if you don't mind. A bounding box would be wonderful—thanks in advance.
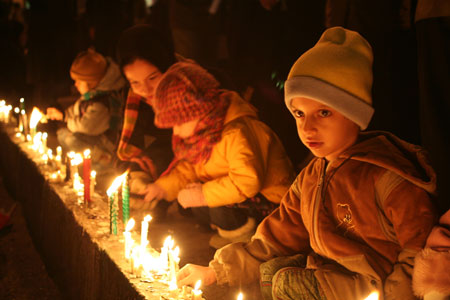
[2,99,379,300]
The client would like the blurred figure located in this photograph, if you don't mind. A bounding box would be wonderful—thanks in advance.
[47,48,127,172]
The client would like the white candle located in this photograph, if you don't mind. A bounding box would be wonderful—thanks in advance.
[192,280,202,300]
[124,218,135,260]
[140,214,152,249]
[90,170,96,195]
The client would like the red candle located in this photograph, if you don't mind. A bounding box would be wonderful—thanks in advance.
[83,149,91,204]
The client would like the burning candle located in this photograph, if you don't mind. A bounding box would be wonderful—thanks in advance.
[83,149,91,205]
[192,280,202,300]
[90,170,96,195]
[237,292,243,300]
[122,172,130,225]
[29,107,43,138]
[70,153,83,181]
[107,173,127,235]
[141,214,152,249]
[124,218,135,260]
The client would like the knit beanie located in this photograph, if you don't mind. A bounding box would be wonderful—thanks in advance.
[284,26,374,130]
[70,48,107,83]
[153,62,220,128]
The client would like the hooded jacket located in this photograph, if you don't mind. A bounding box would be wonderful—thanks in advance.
[155,91,295,207]
[210,131,437,300]
[65,57,127,137]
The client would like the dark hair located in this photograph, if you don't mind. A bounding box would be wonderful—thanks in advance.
[116,24,176,73]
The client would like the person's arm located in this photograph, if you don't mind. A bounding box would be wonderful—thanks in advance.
[378,171,437,300]
[66,100,110,136]
[155,160,200,201]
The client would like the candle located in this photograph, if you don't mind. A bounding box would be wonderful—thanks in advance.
[363,291,379,300]
[29,107,43,138]
[83,149,91,205]
[191,280,202,300]
[90,170,96,196]
[42,153,49,165]
[107,173,127,235]
[122,172,130,225]
[42,131,48,152]
[124,218,135,260]
[141,214,152,249]
[70,153,83,181]
[237,292,243,300]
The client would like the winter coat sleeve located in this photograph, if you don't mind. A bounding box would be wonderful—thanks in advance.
[210,177,312,285]
[376,171,437,300]
[65,99,110,136]
[202,124,267,207]
[155,161,200,201]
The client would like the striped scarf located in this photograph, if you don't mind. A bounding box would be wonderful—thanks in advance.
[116,89,158,179]
[161,94,230,176]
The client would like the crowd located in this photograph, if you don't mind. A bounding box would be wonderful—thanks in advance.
[1,0,449,299]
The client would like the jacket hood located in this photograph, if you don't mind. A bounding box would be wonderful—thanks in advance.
[223,91,258,124]
[341,131,436,195]
[95,57,127,92]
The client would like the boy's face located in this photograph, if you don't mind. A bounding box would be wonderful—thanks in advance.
[173,119,199,139]
[74,80,93,95]
[123,58,163,104]
[289,97,360,162]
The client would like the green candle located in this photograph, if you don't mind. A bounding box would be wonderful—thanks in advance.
[122,173,130,225]
[110,192,118,235]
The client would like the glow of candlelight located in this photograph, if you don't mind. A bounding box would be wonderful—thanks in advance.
[56,146,62,157]
[14,107,19,114]
[106,171,128,197]
[29,107,43,129]
[71,153,83,166]
[192,279,203,299]
[141,214,152,249]
[124,218,135,260]
[363,291,379,300]
[194,280,201,293]
[237,292,243,300]
[83,149,91,158]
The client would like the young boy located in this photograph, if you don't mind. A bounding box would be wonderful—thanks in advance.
[46,48,127,171]
[176,26,438,300]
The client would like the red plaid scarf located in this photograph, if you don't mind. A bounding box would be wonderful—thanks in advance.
[116,89,158,179]
[161,93,230,176]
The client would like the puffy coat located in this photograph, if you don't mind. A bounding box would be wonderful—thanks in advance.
[210,131,437,300]
[155,91,295,207]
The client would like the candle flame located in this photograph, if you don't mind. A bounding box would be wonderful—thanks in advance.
[363,291,379,300]
[14,107,19,114]
[125,218,135,231]
[237,292,243,300]
[42,132,48,140]
[106,172,128,196]
[90,170,96,178]
[67,151,75,159]
[144,214,152,222]
[83,149,91,157]
[194,279,202,291]
[71,153,83,166]
[30,107,43,129]
[163,236,173,249]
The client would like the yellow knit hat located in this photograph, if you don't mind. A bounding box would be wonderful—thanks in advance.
[70,48,107,83]
[284,26,374,130]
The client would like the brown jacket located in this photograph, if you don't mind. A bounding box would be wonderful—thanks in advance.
[210,131,437,300]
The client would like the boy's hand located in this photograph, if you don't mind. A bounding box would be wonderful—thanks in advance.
[142,183,166,203]
[177,264,217,287]
[46,107,63,121]
[178,183,207,208]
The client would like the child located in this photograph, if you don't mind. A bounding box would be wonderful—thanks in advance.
[413,209,450,300]
[176,26,438,300]
[46,48,127,171]
[141,61,295,248]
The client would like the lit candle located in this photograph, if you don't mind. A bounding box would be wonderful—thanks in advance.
[42,132,48,152]
[192,280,202,300]
[123,218,135,260]
[363,291,379,300]
[29,107,43,139]
[107,173,127,235]
[237,292,243,300]
[90,170,96,196]
[141,214,152,249]
[83,149,91,205]
[42,153,48,165]
[122,172,130,225]
[70,153,83,181]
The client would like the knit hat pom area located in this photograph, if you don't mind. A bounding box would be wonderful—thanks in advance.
[284,26,375,130]
[153,62,220,128]
[70,48,107,83]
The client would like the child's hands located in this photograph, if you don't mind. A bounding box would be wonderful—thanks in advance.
[177,264,217,287]
[143,183,167,203]
[46,107,63,120]
[177,183,207,208]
